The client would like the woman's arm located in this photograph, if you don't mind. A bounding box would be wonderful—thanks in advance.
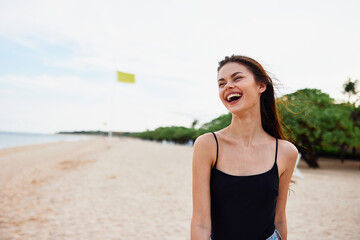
[274,140,298,240]
[191,133,216,240]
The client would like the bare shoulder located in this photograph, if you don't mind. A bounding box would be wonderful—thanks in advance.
[278,139,298,159]
[277,139,298,173]
[193,132,217,167]
[193,132,217,149]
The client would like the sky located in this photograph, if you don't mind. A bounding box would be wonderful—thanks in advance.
[0,0,359,134]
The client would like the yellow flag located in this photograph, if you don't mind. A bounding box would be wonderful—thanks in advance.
[117,71,135,84]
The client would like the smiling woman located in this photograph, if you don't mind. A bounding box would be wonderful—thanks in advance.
[217,56,285,139]
[191,55,298,240]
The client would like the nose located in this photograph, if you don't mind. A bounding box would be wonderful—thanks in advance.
[225,81,234,89]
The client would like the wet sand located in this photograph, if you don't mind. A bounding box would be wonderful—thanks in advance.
[0,137,359,239]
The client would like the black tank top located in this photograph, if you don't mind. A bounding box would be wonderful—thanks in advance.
[210,132,279,240]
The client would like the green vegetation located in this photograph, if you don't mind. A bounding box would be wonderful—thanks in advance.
[279,89,360,167]
[132,126,196,144]
[131,113,232,144]
[132,86,360,168]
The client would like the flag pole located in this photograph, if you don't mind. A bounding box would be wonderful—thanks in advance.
[108,71,135,148]
[107,78,117,148]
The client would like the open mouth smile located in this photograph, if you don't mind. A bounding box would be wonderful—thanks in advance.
[226,92,242,104]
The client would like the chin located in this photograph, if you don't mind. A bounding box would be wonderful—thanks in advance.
[227,103,254,116]
[226,106,243,115]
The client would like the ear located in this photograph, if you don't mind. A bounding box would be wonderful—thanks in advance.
[258,82,267,94]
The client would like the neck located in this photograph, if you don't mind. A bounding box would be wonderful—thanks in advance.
[225,107,267,146]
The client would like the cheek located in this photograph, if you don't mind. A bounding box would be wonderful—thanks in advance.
[243,82,259,94]
[218,89,226,102]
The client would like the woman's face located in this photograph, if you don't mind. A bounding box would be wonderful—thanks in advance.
[217,62,266,115]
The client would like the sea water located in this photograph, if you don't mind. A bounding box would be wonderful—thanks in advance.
[0,131,92,150]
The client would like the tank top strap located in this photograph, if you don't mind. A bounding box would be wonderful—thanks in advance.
[211,132,219,168]
[275,138,278,164]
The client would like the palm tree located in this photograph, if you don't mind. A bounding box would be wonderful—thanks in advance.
[343,78,358,103]
[191,119,199,129]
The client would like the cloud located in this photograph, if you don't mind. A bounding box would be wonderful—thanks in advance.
[0,0,359,133]
[0,74,109,99]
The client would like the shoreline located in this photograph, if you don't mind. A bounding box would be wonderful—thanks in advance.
[0,131,98,150]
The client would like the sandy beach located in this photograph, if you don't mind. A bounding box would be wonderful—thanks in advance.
[0,137,359,240]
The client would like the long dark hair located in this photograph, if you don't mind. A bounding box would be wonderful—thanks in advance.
[218,55,286,140]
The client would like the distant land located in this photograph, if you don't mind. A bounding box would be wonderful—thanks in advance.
[58,131,132,136]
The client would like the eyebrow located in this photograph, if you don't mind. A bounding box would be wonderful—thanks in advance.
[218,72,243,82]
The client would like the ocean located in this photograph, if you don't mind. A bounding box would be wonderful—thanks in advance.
[0,131,93,150]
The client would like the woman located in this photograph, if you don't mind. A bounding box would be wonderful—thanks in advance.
[191,55,298,240]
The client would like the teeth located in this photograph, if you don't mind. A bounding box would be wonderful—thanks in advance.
[227,93,242,101]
